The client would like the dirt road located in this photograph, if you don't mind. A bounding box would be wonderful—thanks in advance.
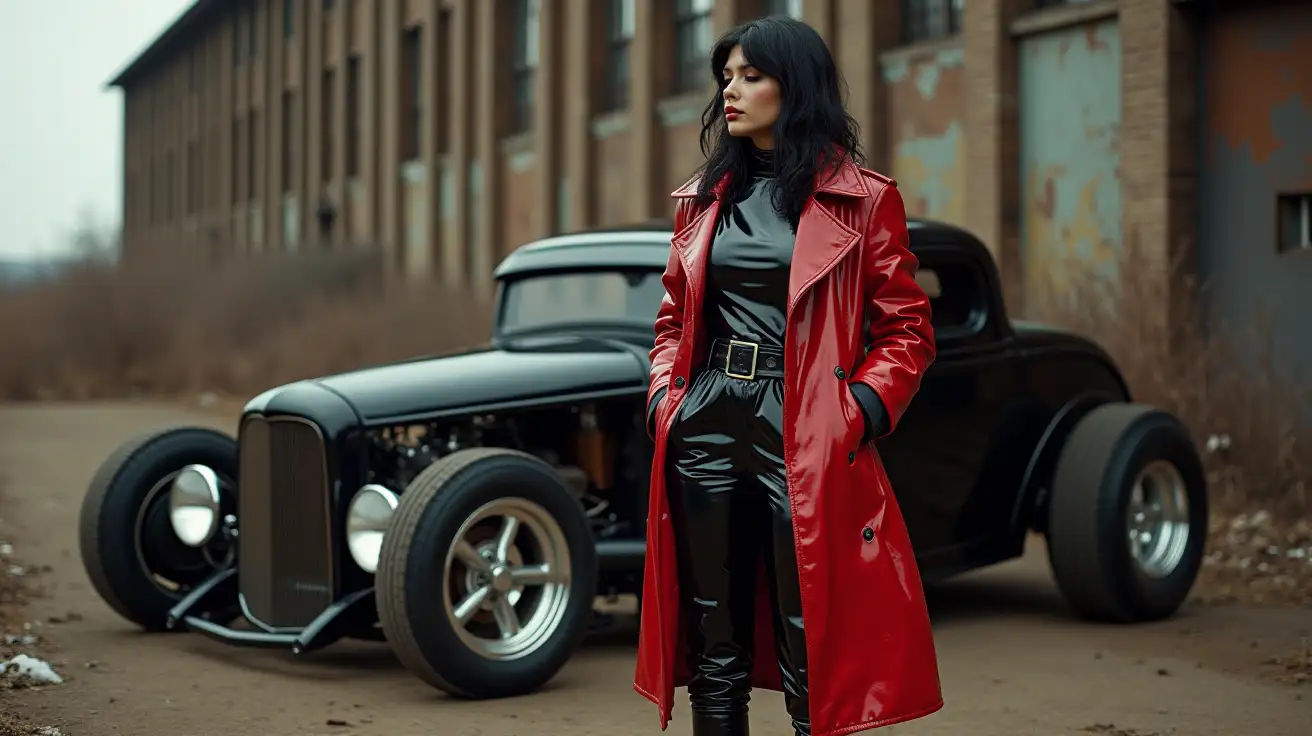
[0,402,1307,736]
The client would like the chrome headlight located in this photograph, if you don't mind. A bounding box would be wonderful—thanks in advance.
[169,464,222,547]
[346,484,399,574]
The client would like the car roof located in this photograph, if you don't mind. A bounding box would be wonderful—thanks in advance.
[492,216,989,280]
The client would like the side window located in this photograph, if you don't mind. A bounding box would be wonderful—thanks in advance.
[915,259,988,337]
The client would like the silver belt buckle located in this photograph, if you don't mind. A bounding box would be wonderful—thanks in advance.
[724,340,759,381]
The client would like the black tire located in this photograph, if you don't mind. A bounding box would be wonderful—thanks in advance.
[376,448,598,699]
[1046,403,1208,623]
[78,427,238,631]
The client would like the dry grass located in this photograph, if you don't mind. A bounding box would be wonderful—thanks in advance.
[1023,247,1310,520]
[0,238,493,402]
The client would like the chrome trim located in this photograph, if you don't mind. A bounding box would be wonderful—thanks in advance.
[237,414,336,632]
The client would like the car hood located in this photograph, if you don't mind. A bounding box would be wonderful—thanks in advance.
[310,335,650,422]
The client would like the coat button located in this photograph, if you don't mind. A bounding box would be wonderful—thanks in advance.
[834,366,846,379]
[674,376,685,388]
[847,451,856,464]
[862,526,874,542]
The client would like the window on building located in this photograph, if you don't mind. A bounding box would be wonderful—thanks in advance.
[284,0,295,39]
[232,117,243,205]
[436,9,452,154]
[401,27,423,161]
[674,0,714,95]
[321,68,335,181]
[902,0,962,43]
[186,140,198,215]
[763,0,803,18]
[602,0,635,112]
[509,0,540,135]
[248,109,260,201]
[233,12,243,67]
[249,5,259,58]
[346,55,361,177]
[165,149,176,221]
[1277,193,1312,253]
[281,91,296,192]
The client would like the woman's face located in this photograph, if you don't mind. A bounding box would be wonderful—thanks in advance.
[720,44,781,149]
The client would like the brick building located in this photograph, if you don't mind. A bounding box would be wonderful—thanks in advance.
[110,0,1311,370]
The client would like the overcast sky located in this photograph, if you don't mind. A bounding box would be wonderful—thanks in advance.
[0,0,192,261]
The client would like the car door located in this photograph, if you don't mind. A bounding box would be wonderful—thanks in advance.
[874,240,1023,570]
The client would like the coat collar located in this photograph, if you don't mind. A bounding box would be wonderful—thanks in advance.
[670,154,870,201]
[668,153,870,317]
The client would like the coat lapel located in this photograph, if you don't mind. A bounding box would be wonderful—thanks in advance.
[670,176,720,307]
[787,160,869,314]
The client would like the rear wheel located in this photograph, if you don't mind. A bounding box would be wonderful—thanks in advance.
[78,427,238,630]
[1045,404,1208,623]
[376,448,597,699]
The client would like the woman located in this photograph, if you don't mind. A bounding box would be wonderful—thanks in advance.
[632,15,943,736]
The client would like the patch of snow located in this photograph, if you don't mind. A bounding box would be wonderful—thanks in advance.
[0,653,64,685]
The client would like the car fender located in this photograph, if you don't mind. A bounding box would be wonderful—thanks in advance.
[1010,391,1123,533]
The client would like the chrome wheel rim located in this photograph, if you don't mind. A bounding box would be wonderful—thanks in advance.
[1126,460,1191,578]
[442,497,572,661]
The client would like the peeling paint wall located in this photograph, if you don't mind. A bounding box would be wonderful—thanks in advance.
[883,45,967,226]
[1199,2,1312,378]
[1017,20,1122,314]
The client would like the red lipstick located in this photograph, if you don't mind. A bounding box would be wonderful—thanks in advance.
[725,105,742,120]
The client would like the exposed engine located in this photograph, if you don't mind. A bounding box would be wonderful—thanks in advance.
[361,402,631,537]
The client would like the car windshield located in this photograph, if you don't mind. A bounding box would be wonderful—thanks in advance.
[499,269,667,332]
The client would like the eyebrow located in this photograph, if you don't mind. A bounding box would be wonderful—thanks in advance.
[721,62,757,75]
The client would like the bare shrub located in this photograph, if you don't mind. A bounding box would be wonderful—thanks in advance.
[1022,247,1310,518]
[0,238,493,402]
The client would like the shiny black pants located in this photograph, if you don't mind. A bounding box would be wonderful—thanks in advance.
[667,367,810,736]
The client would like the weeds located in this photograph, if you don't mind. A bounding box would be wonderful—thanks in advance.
[1023,246,1310,519]
[0,238,493,402]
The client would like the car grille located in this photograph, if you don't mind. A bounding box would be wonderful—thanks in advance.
[237,414,335,630]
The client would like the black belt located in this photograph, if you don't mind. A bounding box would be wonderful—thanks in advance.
[708,338,785,380]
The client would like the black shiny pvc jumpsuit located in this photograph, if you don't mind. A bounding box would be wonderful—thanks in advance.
[649,149,821,736]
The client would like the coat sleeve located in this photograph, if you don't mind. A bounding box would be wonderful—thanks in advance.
[646,199,693,438]
[848,182,936,439]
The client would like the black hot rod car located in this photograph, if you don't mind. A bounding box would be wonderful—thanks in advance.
[78,218,1208,700]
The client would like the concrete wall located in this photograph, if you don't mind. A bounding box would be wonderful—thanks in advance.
[1198,0,1312,377]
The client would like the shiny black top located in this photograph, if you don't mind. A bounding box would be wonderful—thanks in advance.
[704,148,795,348]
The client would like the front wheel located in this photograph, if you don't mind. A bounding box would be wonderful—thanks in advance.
[376,448,598,699]
[1045,403,1209,623]
[78,427,238,630]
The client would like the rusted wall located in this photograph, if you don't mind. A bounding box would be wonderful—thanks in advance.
[1198,1,1312,378]
[1017,19,1122,314]
[882,45,967,226]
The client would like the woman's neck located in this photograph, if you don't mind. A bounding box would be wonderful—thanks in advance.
[746,145,775,179]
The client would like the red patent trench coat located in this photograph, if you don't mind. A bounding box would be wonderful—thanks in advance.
[633,159,944,736]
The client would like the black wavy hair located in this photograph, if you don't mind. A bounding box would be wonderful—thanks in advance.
[694,15,865,228]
